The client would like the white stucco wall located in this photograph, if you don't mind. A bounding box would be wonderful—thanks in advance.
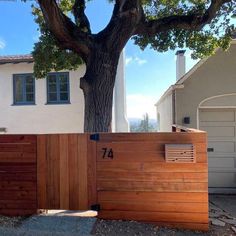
[155,92,173,132]
[0,62,86,134]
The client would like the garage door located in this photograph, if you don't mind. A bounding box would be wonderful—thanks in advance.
[199,109,236,189]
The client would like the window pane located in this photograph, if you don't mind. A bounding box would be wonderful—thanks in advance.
[25,76,33,84]
[48,75,57,84]
[59,74,67,84]
[49,93,57,101]
[49,83,57,92]
[60,92,68,101]
[26,84,34,93]
[60,82,68,92]
[26,93,34,102]
[15,77,23,102]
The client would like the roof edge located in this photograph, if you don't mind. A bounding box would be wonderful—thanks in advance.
[155,84,184,107]
[176,40,236,85]
[155,40,236,107]
[0,54,34,64]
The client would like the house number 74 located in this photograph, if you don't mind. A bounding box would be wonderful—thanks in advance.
[102,148,114,159]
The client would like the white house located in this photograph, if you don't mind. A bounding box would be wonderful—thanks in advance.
[155,40,236,193]
[0,52,129,134]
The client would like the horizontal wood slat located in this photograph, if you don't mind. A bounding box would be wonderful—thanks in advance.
[98,192,208,203]
[0,191,36,200]
[0,181,36,191]
[0,209,37,216]
[97,171,208,183]
[97,181,208,192]
[0,135,36,144]
[98,133,206,143]
[97,162,208,173]
[0,152,36,163]
[98,211,208,224]
[96,132,208,231]
[100,201,208,213]
[0,163,36,172]
[0,135,37,216]
[0,200,37,209]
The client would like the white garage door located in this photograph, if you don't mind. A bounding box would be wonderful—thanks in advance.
[199,109,236,189]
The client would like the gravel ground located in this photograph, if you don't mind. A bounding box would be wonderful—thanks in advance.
[1,212,236,236]
[0,215,26,228]
[93,219,236,236]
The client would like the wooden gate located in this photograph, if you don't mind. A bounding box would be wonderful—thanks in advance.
[37,134,96,210]
[0,135,37,216]
[95,132,209,231]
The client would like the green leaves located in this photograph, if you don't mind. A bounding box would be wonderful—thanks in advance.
[31,1,85,78]
[31,0,236,77]
[32,32,83,78]
[135,0,235,58]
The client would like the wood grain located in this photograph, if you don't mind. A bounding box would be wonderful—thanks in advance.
[96,132,208,230]
[0,135,37,216]
[37,134,89,211]
[87,135,97,207]
[98,210,209,223]
[98,191,208,203]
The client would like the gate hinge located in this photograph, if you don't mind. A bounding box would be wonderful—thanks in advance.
[91,204,100,211]
[90,133,99,141]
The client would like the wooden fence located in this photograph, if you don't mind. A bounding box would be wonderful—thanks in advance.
[0,130,208,231]
[96,132,208,231]
[0,135,37,216]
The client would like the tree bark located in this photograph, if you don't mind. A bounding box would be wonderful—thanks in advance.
[80,50,120,132]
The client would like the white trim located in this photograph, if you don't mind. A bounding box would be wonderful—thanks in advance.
[199,93,236,108]
[155,84,184,107]
[197,93,236,129]
[199,106,236,109]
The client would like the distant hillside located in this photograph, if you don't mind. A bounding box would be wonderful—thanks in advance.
[128,118,157,132]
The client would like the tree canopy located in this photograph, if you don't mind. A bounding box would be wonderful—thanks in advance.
[32,0,236,78]
[30,0,236,132]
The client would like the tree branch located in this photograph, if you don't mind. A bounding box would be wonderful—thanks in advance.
[38,0,91,62]
[72,0,91,33]
[96,0,142,51]
[135,0,231,36]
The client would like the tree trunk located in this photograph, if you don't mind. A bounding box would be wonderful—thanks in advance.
[80,50,120,132]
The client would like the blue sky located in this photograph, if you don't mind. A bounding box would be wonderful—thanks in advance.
[0,0,199,119]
